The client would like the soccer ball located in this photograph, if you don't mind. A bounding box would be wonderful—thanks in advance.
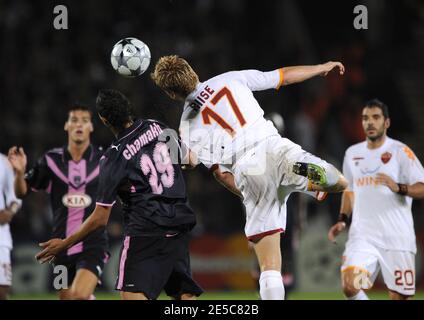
[110,38,151,77]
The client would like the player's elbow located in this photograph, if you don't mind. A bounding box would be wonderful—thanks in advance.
[15,189,27,199]
[93,206,111,228]
[96,215,109,228]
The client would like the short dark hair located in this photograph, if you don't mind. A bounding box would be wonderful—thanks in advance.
[96,89,134,130]
[363,99,390,119]
[68,103,92,118]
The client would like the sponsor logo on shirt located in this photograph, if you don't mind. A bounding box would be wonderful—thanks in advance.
[352,156,364,166]
[62,193,92,208]
[355,176,383,187]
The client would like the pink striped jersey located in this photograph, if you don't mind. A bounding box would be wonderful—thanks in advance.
[25,144,107,257]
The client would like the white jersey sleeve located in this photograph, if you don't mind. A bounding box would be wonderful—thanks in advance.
[342,149,354,191]
[0,154,20,249]
[397,145,424,185]
[1,155,21,209]
[229,69,284,91]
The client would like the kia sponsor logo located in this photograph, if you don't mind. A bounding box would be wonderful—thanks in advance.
[62,193,92,208]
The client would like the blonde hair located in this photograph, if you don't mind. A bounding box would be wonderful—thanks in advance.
[151,55,199,97]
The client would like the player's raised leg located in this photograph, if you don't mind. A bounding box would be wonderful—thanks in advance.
[293,161,347,193]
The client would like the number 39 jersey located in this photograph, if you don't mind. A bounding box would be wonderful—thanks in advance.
[96,119,196,237]
[180,69,283,169]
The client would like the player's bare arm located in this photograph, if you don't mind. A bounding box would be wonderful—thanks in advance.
[212,167,242,198]
[328,190,354,243]
[35,204,112,263]
[282,61,345,86]
[7,146,28,198]
[376,173,424,199]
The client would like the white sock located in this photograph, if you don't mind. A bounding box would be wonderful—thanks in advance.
[259,270,285,300]
[347,290,369,300]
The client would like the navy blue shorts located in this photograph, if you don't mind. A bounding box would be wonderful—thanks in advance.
[54,248,110,285]
[116,232,203,299]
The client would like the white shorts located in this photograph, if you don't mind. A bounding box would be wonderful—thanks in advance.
[0,247,12,286]
[233,136,330,241]
[341,238,415,296]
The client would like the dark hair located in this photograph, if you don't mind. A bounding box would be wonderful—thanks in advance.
[96,89,134,130]
[363,99,390,119]
[68,103,92,118]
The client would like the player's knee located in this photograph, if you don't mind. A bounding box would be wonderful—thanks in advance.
[341,271,360,297]
[342,282,359,298]
[389,290,412,300]
[0,286,10,300]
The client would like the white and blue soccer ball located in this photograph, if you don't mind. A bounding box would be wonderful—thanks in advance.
[110,37,151,77]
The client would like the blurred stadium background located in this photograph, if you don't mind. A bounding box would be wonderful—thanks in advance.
[1,0,424,299]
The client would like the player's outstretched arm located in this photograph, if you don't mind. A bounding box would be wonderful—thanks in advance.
[35,204,112,263]
[328,190,354,243]
[282,61,345,86]
[8,146,28,198]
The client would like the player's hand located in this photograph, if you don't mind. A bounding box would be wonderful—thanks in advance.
[0,210,14,225]
[8,146,27,175]
[375,173,399,193]
[328,222,346,244]
[35,238,66,264]
[320,61,345,76]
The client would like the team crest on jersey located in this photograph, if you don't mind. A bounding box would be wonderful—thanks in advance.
[73,176,82,187]
[381,152,392,164]
[62,193,92,208]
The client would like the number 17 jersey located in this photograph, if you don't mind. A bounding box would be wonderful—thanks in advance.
[180,69,283,169]
[96,119,196,237]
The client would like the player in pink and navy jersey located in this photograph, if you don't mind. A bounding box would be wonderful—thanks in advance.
[35,90,203,300]
[8,104,108,300]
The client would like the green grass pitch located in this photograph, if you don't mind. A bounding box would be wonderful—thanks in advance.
[10,291,424,300]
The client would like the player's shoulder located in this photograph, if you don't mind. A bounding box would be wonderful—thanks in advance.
[43,147,65,160]
[205,70,245,84]
[99,144,121,168]
[143,118,169,130]
[345,141,367,155]
[388,137,408,150]
[388,137,418,160]
[89,144,105,159]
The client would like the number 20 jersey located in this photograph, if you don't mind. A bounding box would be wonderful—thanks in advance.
[96,119,196,237]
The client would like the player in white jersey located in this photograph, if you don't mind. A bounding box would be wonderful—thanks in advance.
[328,99,424,300]
[0,154,21,299]
[151,56,347,300]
